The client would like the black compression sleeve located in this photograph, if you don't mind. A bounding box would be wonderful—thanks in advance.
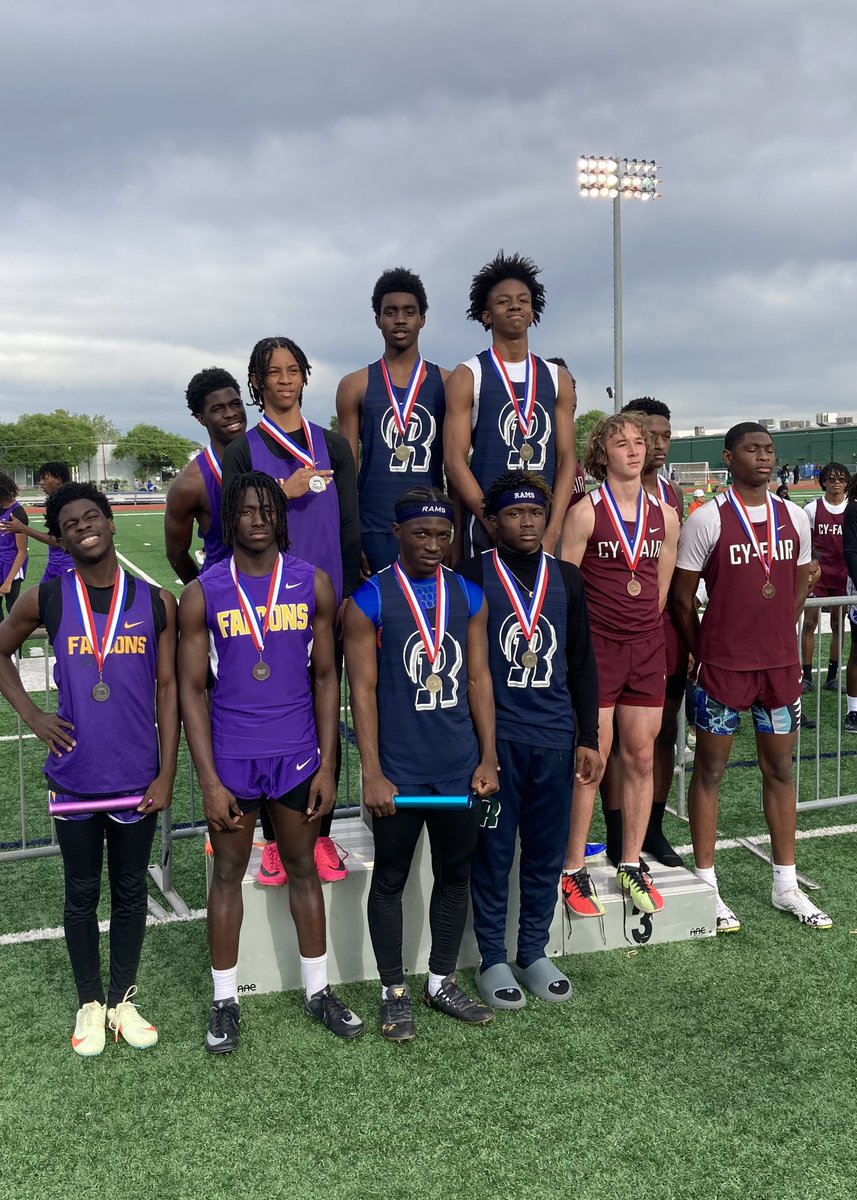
[325,430,361,599]
[557,560,600,750]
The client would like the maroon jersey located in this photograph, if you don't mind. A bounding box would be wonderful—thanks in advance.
[700,496,799,671]
[810,498,847,595]
[567,463,587,510]
[651,476,686,675]
[655,475,683,519]
[580,486,665,641]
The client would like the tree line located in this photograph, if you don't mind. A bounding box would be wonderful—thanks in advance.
[0,411,199,475]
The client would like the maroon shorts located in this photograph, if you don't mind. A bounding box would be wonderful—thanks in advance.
[810,582,848,600]
[697,662,802,711]
[592,629,666,709]
[663,615,689,681]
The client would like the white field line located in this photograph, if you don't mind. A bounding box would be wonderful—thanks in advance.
[114,551,162,588]
[2,823,856,949]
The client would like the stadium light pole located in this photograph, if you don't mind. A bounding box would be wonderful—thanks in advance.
[577,156,661,413]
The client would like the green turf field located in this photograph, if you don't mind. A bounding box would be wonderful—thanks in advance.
[2,506,856,1199]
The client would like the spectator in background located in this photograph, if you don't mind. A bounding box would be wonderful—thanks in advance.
[689,488,706,517]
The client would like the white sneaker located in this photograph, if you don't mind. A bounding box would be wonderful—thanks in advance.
[771,887,832,928]
[71,1000,107,1056]
[107,985,159,1049]
[715,896,741,933]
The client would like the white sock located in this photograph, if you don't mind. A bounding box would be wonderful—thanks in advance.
[300,953,328,1000]
[772,863,797,896]
[212,965,238,1003]
[427,971,447,997]
[381,982,406,1000]
[848,695,857,714]
[695,865,718,892]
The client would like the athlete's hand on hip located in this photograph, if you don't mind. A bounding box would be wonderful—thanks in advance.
[29,711,76,757]
[471,759,500,798]
[306,766,337,821]
[363,772,399,818]
[138,772,175,814]
[202,781,243,832]
[281,467,334,500]
[575,747,603,787]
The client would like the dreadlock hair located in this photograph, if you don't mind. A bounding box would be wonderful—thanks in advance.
[546,356,568,369]
[724,422,770,452]
[466,251,546,329]
[483,470,552,518]
[38,461,71,483]
[246,338,312,412]
[584,413,654,483]
[186,367,242,416]
[371,268,428,317]
[821,462,851,488]
[221,472,289,551]
[0,471,19,506]
[45,483,112,540]
[622,396,671,421]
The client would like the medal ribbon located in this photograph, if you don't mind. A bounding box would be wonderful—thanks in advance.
[230,554,284,654]
[380,356,426,437]
[600,482,649,573]
[492,549,548,642]
[259,414,317,469]
[489,349,537,438]
[656,476,670,505]
[74,567,127,676]
[393,562,447,667]
[203,445,222,485]
[726,487,779,581]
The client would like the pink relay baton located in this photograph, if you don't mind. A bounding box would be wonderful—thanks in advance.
[50,794,147,816]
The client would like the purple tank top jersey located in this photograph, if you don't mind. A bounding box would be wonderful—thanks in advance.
[200,554,319,761]
[0,502,28,578]
[581,487,665,641]
[700,495,799,672]
[246,424,344,604]
[43,542,75,580]
[196,450,229,572]
[47,572,160,796]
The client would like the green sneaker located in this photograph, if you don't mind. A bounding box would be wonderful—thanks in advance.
[616,863,665,915]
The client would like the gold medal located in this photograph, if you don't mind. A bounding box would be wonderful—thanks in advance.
[627,577,642,597]
[522,650,538,669]
[426,673,443,693]
[520,443,534,462]
[394,443,412,461]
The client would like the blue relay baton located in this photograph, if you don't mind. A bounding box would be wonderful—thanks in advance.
[393,794,475,810]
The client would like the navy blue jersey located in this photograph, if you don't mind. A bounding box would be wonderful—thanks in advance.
[468,350,558,492]
[479,549,574,748]
[358,359,446,537]
[356,564,481,787]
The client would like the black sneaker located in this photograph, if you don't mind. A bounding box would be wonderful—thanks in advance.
[305,985,365,1039]
[845,712,857,735]
[205,998,240,1055]
[824,676,841,692]
[380,985,416,1041]
[801,676,813,693]
[423,975,494,1025]
[800,712,816,730]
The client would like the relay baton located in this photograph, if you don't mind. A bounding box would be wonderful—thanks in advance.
[393,794,474,810]
[50,794,147,816]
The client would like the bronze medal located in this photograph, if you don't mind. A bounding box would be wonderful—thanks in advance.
[761,581,776,599]
[92,680,111,702]
[425,673,443,693]
[309,474,327,494]
[522,649,538,669]
[394,443,412,461]
[252,660,271,681]
[627,577,642,597]
[519,443,534,462]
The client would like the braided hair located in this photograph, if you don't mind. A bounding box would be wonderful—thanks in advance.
[246,338,312,412]
[221,471,290,551]
[466,251,546,329]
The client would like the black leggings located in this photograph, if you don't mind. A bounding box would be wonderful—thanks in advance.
[368,805,480,986]
[0,578,22,619]
[54,813,157,1008]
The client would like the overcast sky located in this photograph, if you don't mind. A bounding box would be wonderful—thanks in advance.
[1,0,855,444]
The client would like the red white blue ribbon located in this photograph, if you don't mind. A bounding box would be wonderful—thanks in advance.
[203,445,222,485]
[74,567,127,675]
[656,476,671,504]
[380,356,426,437]
[492,549,548,642]
[600,481,649,573]
[230,554,284,653]
[726,487,779,581]
[259,414,317,470]
[393,562,447,667]
[489,349,537,438]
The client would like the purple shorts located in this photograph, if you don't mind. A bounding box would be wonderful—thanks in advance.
[218,746,320,809]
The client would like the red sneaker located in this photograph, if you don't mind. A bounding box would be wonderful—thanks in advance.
[257,842,287,886]
[561,868,606,918]
[315,836,348,882]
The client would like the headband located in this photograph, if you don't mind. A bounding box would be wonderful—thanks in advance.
[494,488,547,513]
[394,500,455,525]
